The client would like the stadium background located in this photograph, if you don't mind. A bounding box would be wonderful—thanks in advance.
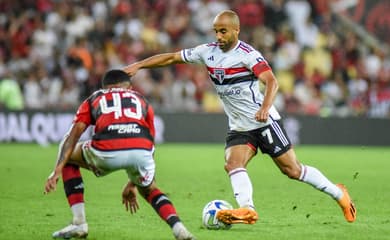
[0,0,389,145]
[0,2,389,239]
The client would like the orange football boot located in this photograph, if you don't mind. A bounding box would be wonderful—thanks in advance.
[336,183,357,222]
[216,207,258,224]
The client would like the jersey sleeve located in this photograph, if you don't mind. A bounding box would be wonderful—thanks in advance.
[180,44,208,64]
[145,103,155,139]
[73,100,92,126]
[243,50,272,77]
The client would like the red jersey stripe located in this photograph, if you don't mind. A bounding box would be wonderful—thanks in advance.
[206,66,249,75]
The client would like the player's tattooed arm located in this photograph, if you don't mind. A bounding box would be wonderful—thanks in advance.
[55,123,86,168]
[44,122,87,194]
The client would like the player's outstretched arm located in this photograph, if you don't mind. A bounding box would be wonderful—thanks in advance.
[44,122,87,194]
[123,52,184,76]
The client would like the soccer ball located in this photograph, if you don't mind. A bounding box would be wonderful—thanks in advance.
[202,200,233,230]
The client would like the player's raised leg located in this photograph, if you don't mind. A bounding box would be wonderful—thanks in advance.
[273,148,356,222]
[217,145,259,224]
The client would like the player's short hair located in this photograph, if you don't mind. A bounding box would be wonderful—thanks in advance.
[102,69,131,87]
[215,10,240,28]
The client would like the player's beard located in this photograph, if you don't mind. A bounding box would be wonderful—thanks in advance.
[218,41,231,52]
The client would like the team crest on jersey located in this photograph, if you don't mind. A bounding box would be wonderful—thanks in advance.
[214,68,225,83]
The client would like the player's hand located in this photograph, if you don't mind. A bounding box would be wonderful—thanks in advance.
[255,107,269,122]
[122,181,139,214]
[44,171,60,194]
[123,63,139,77]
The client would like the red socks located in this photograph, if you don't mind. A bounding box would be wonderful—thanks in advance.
[146,189,180,227]
[62,164,84,206]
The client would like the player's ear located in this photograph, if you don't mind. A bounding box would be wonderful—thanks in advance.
[126,82,132,89]
[118,81,131,89]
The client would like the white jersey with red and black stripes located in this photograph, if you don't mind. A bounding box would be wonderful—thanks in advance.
[181,40,281,131]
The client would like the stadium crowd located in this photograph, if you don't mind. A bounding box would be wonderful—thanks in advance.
[0,0,389,118]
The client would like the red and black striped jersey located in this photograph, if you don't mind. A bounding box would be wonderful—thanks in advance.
[74,88,155,151]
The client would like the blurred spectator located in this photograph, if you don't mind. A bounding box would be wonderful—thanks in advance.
[296,16,319,49]
[0,73,24,110]
[273,26,301,94]
[293,77,322,115]
[23,70,44,109]
[162,2,189,44]
[320,71,349,117]
[235,0,264,28]
[365,47,383,80]
[347,72,369,116]
[64,6,94,44]
[46,67,63,109]
[168,66,199,112]
[30,14,57,62]
[188,0,229,35]
[285,0,311,46]
[0,0,387,119]
[302,33,332,85]
[264,0,288,31]
[67,37,93,71]
[59,69,80,110]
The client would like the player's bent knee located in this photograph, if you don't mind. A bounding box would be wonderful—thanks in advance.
[224,164,231,173]
[224,161,243,173]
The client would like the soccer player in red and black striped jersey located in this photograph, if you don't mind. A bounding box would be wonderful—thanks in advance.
[124,10,356,225]
[44,69,195,240]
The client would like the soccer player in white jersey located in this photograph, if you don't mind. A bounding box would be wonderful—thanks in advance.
[123,10,356,224]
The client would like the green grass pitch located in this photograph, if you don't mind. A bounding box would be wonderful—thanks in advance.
[0,143,389,240]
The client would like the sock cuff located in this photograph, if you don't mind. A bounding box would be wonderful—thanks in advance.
[167,215,180,228]
[228,168,247,177]
[299,164,307,181]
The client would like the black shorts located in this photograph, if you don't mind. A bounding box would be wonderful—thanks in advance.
[225,120,291,157]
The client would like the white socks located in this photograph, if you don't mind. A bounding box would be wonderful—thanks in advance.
[229,164,343,211]
[299,164,343,200]
[229,168,254,209]
[71,203,86,225]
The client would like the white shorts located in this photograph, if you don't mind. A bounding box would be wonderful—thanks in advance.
[82,141,155,187]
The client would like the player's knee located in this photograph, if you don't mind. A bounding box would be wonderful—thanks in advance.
[224,161,241,173]
[224,163,231,173]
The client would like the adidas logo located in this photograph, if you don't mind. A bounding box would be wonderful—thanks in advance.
[74,183,84,190]
[207,56,214,61]
[274,146,281,154]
